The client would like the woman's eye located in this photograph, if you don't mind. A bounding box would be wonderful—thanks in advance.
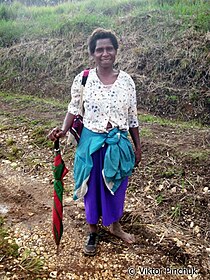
[95,48,103,53]
[95,47,114,53]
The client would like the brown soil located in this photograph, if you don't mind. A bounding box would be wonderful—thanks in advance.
[0,94,209,280]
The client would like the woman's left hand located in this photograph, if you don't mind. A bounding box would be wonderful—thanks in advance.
[134,148,142,167]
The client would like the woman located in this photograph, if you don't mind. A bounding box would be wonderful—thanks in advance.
[48,28,141,256]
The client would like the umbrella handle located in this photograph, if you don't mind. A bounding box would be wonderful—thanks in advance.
[54,138,60,151]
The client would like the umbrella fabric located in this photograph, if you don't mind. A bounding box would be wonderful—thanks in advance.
[52,139,68,252]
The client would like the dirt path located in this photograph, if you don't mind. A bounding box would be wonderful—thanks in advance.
[0,93,209,279]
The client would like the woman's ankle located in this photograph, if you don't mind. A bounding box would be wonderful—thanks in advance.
[88,224,97,233]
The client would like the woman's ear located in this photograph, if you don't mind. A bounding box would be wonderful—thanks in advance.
[89,56,95,67]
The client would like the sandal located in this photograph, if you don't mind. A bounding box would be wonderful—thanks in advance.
[83,232,99,256]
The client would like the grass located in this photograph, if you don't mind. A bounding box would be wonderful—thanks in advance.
[19,248,44,274]
[170,203,181,219]
[6,137,15,146]
[0,91,68,110]
[31,126,52,147]
[171,1,210,32]
[183,150,210,161]
[0,0,209,47]
[140,127,153,137]
[0,216,19,260]
[156,194,164,205]
[139,113,206,129]
[0,91,65,149]
[0,216,44,275]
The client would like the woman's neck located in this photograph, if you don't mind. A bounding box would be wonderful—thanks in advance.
[96,66,115,76]
[96,67,119,85]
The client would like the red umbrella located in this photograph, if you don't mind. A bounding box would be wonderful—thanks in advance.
[52,139,68,254]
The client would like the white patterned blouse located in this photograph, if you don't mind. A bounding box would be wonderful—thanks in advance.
[68,68,139,133]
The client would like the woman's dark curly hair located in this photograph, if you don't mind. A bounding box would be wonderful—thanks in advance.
[88,28,119,55]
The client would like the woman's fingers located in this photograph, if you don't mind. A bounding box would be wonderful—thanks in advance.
[48,127,61,141]
[134,149,142,166]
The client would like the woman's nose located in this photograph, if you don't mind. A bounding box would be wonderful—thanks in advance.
[102,49,109,56]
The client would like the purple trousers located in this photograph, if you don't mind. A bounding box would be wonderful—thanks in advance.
[84,145,128,226]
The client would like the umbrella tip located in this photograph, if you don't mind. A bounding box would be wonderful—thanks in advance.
[56,245,60,255]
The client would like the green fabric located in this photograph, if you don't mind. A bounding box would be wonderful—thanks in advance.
[53,164,64,202]
[73,127,135,200]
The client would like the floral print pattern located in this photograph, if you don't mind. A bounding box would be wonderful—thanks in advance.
[68,68,139,133]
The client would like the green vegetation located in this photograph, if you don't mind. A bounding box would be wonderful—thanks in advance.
[140,127,153,137]
[139,113,205,129]
[0,91,67,110]
[0,216,19,259]
[0,1,209,124]
[19,248,44,273]
[31,126,52,147]
[0,216,44,275]
[161,168,176,178]
[6,137,15,146]
[183,150,210,161]
[156,193,164,205]
[171,203,181,219]
[0,0,209,47]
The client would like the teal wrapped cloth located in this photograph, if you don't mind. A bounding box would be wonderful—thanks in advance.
[73,127,135,200]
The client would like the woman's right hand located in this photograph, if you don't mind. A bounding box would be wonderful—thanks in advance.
[48,127,66,141]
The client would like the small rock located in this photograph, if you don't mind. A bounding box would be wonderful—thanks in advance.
[49,271,57,278]
[193,225,200,234]
[32,234,39,240]
[11,162,18,168]
[206,248,210,254]
[28,212,35,216]
[203,187,208,193]
[171,187,176,193]
[2,159,11,164]
[190,221,194,228]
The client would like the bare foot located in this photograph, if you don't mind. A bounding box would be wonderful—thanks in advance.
[109,222,135,244]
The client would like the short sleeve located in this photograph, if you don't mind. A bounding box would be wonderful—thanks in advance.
[128,77,139,128]
[68,72,83,115]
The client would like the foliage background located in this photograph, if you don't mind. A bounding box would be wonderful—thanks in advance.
[0,0,209,124]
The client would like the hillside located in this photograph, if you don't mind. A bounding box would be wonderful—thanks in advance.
[0,0,210,123]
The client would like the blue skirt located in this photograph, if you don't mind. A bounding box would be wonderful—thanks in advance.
[84,144,128,226]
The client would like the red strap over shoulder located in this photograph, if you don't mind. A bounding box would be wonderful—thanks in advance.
[81,69,90,86]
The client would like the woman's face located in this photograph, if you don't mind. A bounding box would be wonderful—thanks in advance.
[92,38,117,68]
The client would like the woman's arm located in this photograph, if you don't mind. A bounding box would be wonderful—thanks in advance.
[129,127,141,166]
[48,112,75,141]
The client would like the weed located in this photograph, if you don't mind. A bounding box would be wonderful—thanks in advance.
[181,178,186,192]
[19,249,44,273]
[6,137,15,146]
[31,126,51,147]
[189,92,199,102]
[0,216,19,259]
[192,152,209,161]
[184,150,209,161]
[140,127,153,137]
[161,168,175,178]
[171,203,181,219]
[167,95,178,102]
[30,120,40,126]
[156,194,164,205]
[3,144,23,161]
